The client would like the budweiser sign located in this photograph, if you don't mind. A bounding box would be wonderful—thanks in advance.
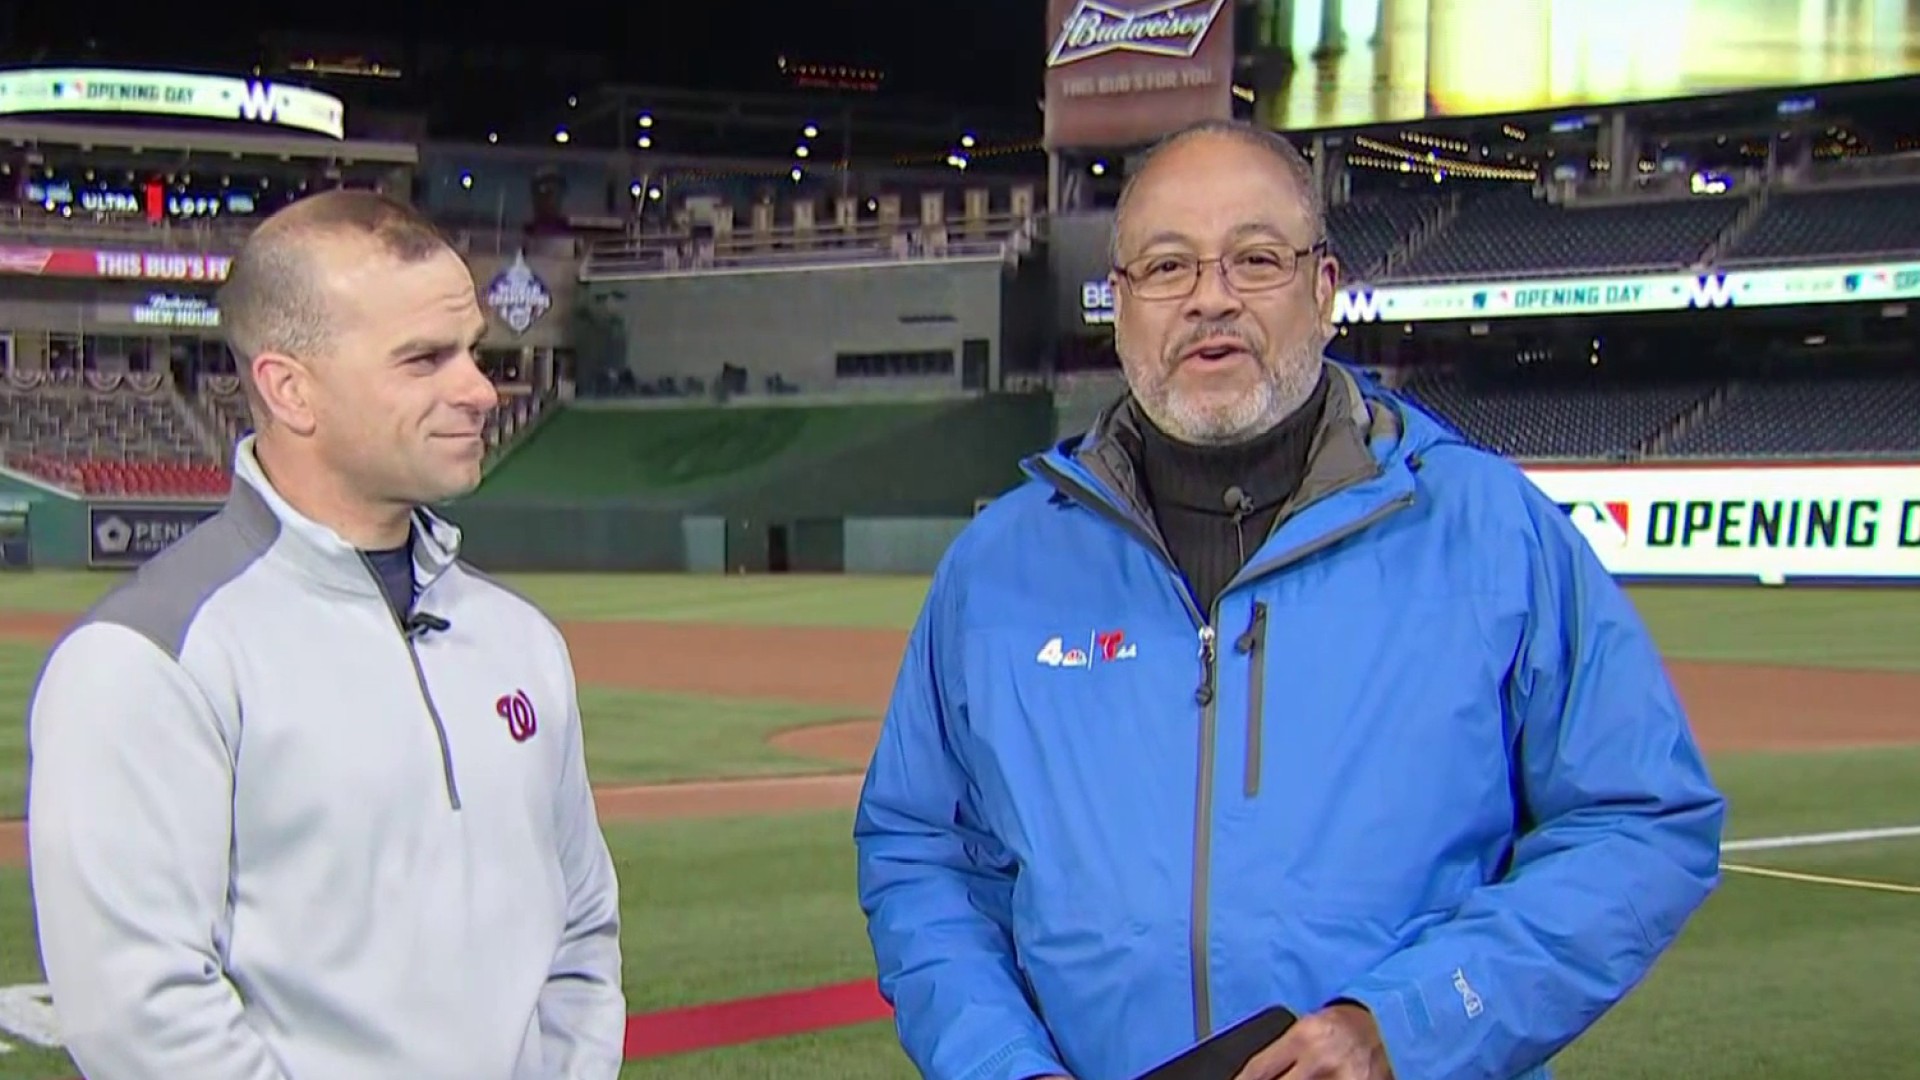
[1047,0,1228,66]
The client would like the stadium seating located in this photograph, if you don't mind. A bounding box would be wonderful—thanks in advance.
[1399,369,1720,460]
[1719,183,1920,265]
[1659,373,1920,459]
[1327,193,1448,281]
[1,373,212,465]
[1386,189,1743,282]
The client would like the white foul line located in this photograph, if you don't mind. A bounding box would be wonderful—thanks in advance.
[1722,824,1920,853]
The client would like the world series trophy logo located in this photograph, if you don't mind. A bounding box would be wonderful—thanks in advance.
[1046,0,1230,66]
[485,251,553,334]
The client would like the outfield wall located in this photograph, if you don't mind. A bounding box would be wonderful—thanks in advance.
[9,462,1918,581]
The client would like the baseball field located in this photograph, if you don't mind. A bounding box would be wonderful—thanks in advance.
[0,572,1915,1079]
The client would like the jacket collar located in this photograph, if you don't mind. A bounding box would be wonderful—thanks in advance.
[226,434,463,602]
[1059,358,1400,527]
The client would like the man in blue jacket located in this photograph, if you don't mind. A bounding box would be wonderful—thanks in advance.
[852,119,1726,1080]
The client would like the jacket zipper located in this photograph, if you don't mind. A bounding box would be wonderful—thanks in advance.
[1221,495,1416,806]
[1033,459,1225,1038]
[1033,401,1416,1040]
[358,554,463,811]
[1235,602,1269,798]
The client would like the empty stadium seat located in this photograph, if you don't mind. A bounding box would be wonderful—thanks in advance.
[1388,190,1742,282]
[1720,183,1920,265]
[1660,373,1920,459]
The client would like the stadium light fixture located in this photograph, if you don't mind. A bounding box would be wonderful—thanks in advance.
[487,132,498,144]
[630,182,642,198]
[1091,161,1106,176]
[460,173,473,189]
[648,187,662,201]
[795,145,809,158]
[554,128,570,144]
[638,135,652,149]
[961,133,976,148]
[639,114,653,128]
[803,123,819,138]
[790,166,803,181]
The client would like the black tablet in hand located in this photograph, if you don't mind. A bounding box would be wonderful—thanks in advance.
[1131,1005,1299,1080]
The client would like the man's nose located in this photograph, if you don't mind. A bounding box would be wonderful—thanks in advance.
[1183,261,1244,318]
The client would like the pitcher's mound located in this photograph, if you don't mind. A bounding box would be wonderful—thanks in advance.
[770,720,881,768]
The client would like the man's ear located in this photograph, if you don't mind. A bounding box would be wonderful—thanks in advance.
[1313,253,1341,334]
[250,352,319,437]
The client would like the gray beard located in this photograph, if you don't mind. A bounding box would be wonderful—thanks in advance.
[1131,332,1326,447]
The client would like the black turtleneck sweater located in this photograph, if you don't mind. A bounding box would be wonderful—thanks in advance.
[1136,371,1330,613]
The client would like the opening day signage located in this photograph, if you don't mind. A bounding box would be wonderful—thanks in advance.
[1331,260,1920,325]
[1527,463,1920,585]
[0,68,346,139]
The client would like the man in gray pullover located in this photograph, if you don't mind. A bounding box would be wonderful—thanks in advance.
[26,190,626,1079]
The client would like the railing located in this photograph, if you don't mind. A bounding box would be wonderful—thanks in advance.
[0,206,255,252]
[582,212,1036,278]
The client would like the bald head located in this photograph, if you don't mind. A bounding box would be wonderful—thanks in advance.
[218,190,455,374]
[1110,120,1324,266]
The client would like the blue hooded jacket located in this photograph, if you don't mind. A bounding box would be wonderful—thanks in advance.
[853,363,1726,1080]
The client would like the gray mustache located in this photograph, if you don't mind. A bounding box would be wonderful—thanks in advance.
[1172,322,1263,355]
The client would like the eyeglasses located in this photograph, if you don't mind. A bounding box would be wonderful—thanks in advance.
[1114,240,1327,301]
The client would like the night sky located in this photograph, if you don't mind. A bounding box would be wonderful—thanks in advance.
[0,0,1046,114]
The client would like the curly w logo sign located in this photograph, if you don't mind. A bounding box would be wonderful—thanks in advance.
[496,690,539,743]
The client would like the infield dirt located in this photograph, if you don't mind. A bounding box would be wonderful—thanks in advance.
[1,614,1916,867]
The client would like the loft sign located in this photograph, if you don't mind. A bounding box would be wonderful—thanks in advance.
[1047,0,1228,66]
[485,252,552,334]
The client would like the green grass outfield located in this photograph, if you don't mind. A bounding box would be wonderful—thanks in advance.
[0,573,1916,1078]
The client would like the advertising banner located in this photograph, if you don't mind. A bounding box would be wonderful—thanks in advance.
[0,245,232,283]
[1524,464,1920,585]
[1043,0,1235,151]
[88,503,220,568]
[0,68,345,139]
[1251,0,1920,135]
[1331,260,1920,326]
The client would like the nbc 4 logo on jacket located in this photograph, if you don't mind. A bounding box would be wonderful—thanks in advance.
[1036,630,1137,668]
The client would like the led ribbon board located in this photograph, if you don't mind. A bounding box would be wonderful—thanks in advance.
[0,68,345,139]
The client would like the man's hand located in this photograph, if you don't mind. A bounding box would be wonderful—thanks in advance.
[1231,1003,1394,1080]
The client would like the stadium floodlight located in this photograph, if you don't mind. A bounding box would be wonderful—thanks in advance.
[1090,161,1107,176]
[639,113,653,128]
[795,145,809,158]
[961,133,976,148]
[803,123,819,138]
[638,135,652,149]
[629,182,642,198]
[554,128,570,144]
[790,166,803,181]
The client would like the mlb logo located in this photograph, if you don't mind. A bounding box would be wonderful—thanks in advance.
[1559,500,1632,551]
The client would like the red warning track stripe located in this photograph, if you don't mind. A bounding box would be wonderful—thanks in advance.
[627,978,892,1057]
[53,979,894,1076]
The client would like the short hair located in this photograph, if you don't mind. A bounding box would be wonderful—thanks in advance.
[218,189,454,369]
[1108,119,1326,266]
